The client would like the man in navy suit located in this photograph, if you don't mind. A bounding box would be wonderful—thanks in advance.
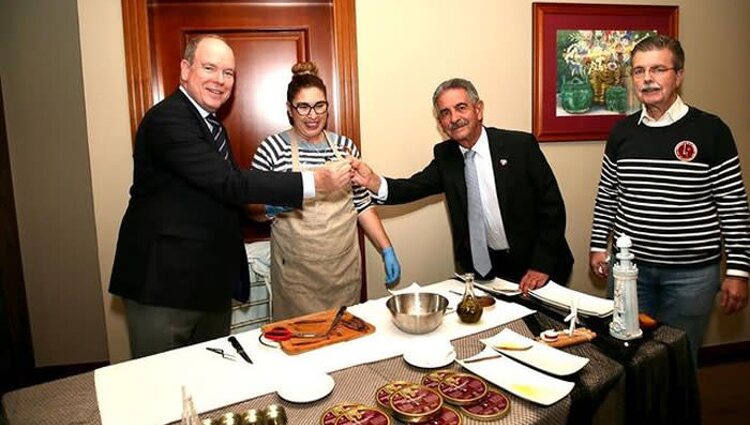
[110,35,351,357]
[352,78,573,293]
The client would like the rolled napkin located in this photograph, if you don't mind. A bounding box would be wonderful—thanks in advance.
[537,327,596,348]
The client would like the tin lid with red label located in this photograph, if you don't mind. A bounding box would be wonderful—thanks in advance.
[333,406,391,425]
[422,369,457,389]
[460,389,511,420]
[437,373,488,405]
[389,384,443,422]
[375,381,413,410]
[320,403,363,425]
[420,406,462,425]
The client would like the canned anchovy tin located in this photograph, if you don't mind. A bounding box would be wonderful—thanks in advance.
[263,404,288,425]
[242,408,265,425]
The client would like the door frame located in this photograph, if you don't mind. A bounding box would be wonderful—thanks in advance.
[120,0,360,143]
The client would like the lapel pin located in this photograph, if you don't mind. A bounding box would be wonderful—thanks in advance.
[499,159,508,167]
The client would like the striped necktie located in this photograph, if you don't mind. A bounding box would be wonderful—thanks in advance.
[206,114,229,160]
[464,150,492,277]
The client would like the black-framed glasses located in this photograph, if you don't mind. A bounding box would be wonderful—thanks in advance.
[292,101,328,116]
[631,66,677,79]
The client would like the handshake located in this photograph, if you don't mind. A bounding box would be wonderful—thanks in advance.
[313,157,382,194]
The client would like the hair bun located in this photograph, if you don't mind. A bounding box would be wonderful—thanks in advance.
[291,61,319,77]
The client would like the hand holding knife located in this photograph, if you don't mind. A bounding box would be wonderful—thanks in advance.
[228,336,253,364]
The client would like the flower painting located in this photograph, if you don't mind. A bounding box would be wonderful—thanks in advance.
[532,3,678,142]
[556,30,655,117]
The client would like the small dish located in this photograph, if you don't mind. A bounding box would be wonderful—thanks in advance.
[540,329,559,342]
[477,296,496,308]
[276,371,334,403]
[403,345,456,369]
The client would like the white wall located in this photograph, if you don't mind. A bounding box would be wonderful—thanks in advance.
[76,0,133,363]
[0,0,107,365]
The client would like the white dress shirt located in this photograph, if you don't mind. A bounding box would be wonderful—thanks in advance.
[637,95,689,127]
[376,127,509,250]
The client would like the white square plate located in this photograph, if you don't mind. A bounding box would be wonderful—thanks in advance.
[458,348,574,406]
[483,329,589,376]
[474,277,522,297]
[530,282,613,317]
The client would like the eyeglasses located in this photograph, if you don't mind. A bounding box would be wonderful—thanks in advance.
[631,66,677,79]
[291,101,328,116]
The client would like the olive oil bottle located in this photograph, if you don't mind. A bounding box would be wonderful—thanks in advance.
[457,273,483,323]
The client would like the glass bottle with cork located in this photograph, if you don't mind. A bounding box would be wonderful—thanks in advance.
[457,273,483,323]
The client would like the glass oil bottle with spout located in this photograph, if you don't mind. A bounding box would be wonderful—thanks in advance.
[457,273,483,323]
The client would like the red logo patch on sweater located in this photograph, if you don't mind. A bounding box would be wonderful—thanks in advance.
[674,140,698,162]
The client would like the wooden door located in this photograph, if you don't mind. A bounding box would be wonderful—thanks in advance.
[148,1,339,169]
[121,0,366,298]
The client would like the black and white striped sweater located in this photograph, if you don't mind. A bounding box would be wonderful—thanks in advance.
[590,107,750,276]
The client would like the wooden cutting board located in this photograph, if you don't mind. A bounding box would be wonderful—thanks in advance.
[261,308,376,355]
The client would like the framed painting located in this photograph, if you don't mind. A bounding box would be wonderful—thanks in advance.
[532,3,678,142]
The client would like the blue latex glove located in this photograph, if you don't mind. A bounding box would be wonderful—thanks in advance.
[265,205,292,218]
[382,246,401,287]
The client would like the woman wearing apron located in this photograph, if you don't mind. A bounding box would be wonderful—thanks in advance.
[251,62,400,320]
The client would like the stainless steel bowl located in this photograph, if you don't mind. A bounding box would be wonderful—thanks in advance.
[386,292,449,334]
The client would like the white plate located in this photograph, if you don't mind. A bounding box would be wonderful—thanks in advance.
[458,347,574,406]
[475,278,522,297]
[483,329,589,376]
[403,347,456,369]
[276,372,335,403]
[530,282,613,317]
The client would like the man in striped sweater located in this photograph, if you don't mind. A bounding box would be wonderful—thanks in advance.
[589,35,750,364]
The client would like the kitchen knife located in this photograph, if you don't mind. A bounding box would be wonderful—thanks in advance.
[325,306,347,336]
[228,336,253,364]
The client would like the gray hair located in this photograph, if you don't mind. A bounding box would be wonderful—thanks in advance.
[183,34,227,63]
[632,34,685,70]
[432,78,481,113]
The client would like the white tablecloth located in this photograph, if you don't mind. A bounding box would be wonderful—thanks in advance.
[95,279,535,425]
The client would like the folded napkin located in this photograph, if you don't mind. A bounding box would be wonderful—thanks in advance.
[387,282,423,296]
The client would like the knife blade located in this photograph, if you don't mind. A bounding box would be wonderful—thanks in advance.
[325,306,347,336]
[289,318,327,325]
[228,336,253,364]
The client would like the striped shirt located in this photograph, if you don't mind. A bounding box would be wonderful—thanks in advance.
[590,107,750,276]
[251,130,372,214]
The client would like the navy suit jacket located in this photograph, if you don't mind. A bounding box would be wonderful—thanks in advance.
[110,89,303,311]
[385,127,573,284]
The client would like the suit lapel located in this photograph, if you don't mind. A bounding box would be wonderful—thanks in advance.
[175,89,238,169]
[175,89,215,143]
[487,129,510,216]
[445,141,468,213]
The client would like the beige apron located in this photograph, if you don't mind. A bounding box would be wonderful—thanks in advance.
[270,130,360,320]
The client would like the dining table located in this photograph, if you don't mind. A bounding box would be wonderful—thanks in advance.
[1,279,699,425]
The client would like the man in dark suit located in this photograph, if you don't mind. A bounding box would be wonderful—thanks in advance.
[110,34,351,357]
[352,78,573,293]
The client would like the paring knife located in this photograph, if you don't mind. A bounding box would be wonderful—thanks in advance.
[325,306,347,336]
[228,336,253,364]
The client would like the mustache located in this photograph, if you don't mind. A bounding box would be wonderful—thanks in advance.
[641,83,661,93]
[449,118,469,131]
